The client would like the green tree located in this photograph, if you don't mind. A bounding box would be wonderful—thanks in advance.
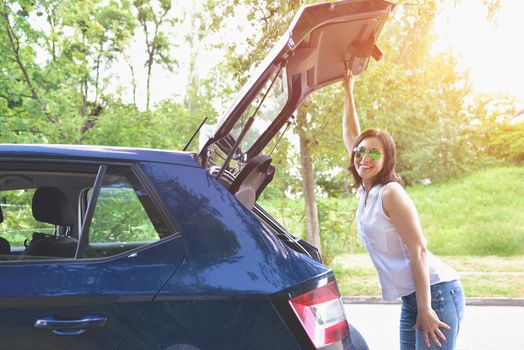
[133,0,176,112]
[0,0,137,144]
[471,94,521,164]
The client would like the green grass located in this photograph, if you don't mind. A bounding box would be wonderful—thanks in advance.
[333,254,524,298]
[408,166,524,256]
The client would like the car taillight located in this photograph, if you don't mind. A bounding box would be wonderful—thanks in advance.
[289,281,349,348]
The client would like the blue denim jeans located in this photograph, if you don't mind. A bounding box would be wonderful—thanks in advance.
[400,280,465,350]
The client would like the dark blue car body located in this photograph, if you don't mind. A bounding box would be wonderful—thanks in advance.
[0,144,356,349]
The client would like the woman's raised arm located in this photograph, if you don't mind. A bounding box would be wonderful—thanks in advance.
[342,67,361,155]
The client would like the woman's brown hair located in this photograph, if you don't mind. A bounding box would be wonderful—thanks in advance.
[348,129,403,188]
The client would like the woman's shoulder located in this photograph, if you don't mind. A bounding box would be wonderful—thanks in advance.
[381,181,405,194]
[381,182,416,218]
[381,182,409,205]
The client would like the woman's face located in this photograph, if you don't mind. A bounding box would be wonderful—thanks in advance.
[353,136,385,185]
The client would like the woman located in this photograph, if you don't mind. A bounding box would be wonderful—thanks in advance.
[342,69,465,349]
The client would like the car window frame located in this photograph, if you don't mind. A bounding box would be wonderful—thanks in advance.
[0,157,181,264]
[75,164,106,258]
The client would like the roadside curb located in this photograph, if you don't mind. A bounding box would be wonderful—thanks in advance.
[342,296,524,307]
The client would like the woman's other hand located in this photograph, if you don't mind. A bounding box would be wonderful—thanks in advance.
[414,308,451,348]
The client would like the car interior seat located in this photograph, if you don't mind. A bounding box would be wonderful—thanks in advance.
[0,206,11,255]
[228,155,275,210]
[23,186,78,258]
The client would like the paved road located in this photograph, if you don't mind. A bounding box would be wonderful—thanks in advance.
[344,303,523,349]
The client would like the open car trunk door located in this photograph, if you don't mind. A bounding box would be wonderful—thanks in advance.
[199,0,395,174]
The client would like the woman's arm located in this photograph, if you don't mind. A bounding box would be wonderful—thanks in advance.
[342,68,361,156]
[382,183,451,348]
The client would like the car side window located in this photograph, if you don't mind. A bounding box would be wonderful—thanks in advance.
[81,166,172,259]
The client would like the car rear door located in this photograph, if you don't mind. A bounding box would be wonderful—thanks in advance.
[199,0,395,167]
[0,160,185,350]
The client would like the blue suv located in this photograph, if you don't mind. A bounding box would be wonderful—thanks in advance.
[0,1,394,349]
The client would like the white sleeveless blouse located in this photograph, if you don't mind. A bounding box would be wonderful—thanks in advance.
[356,182,458,300]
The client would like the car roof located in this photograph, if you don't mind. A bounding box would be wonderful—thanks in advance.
[0,144,198,166]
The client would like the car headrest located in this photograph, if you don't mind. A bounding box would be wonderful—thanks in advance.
[229,155,275,210]
[32,186,76,226]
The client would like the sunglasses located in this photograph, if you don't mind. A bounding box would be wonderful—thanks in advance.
[353,146,382,161]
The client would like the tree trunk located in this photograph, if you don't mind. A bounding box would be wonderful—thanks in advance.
[3,12,39,100]
[296,108,322,254]
[81,76,88,117]
[146,56,152,112]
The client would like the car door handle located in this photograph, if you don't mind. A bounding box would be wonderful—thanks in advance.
[34,315,107,336]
